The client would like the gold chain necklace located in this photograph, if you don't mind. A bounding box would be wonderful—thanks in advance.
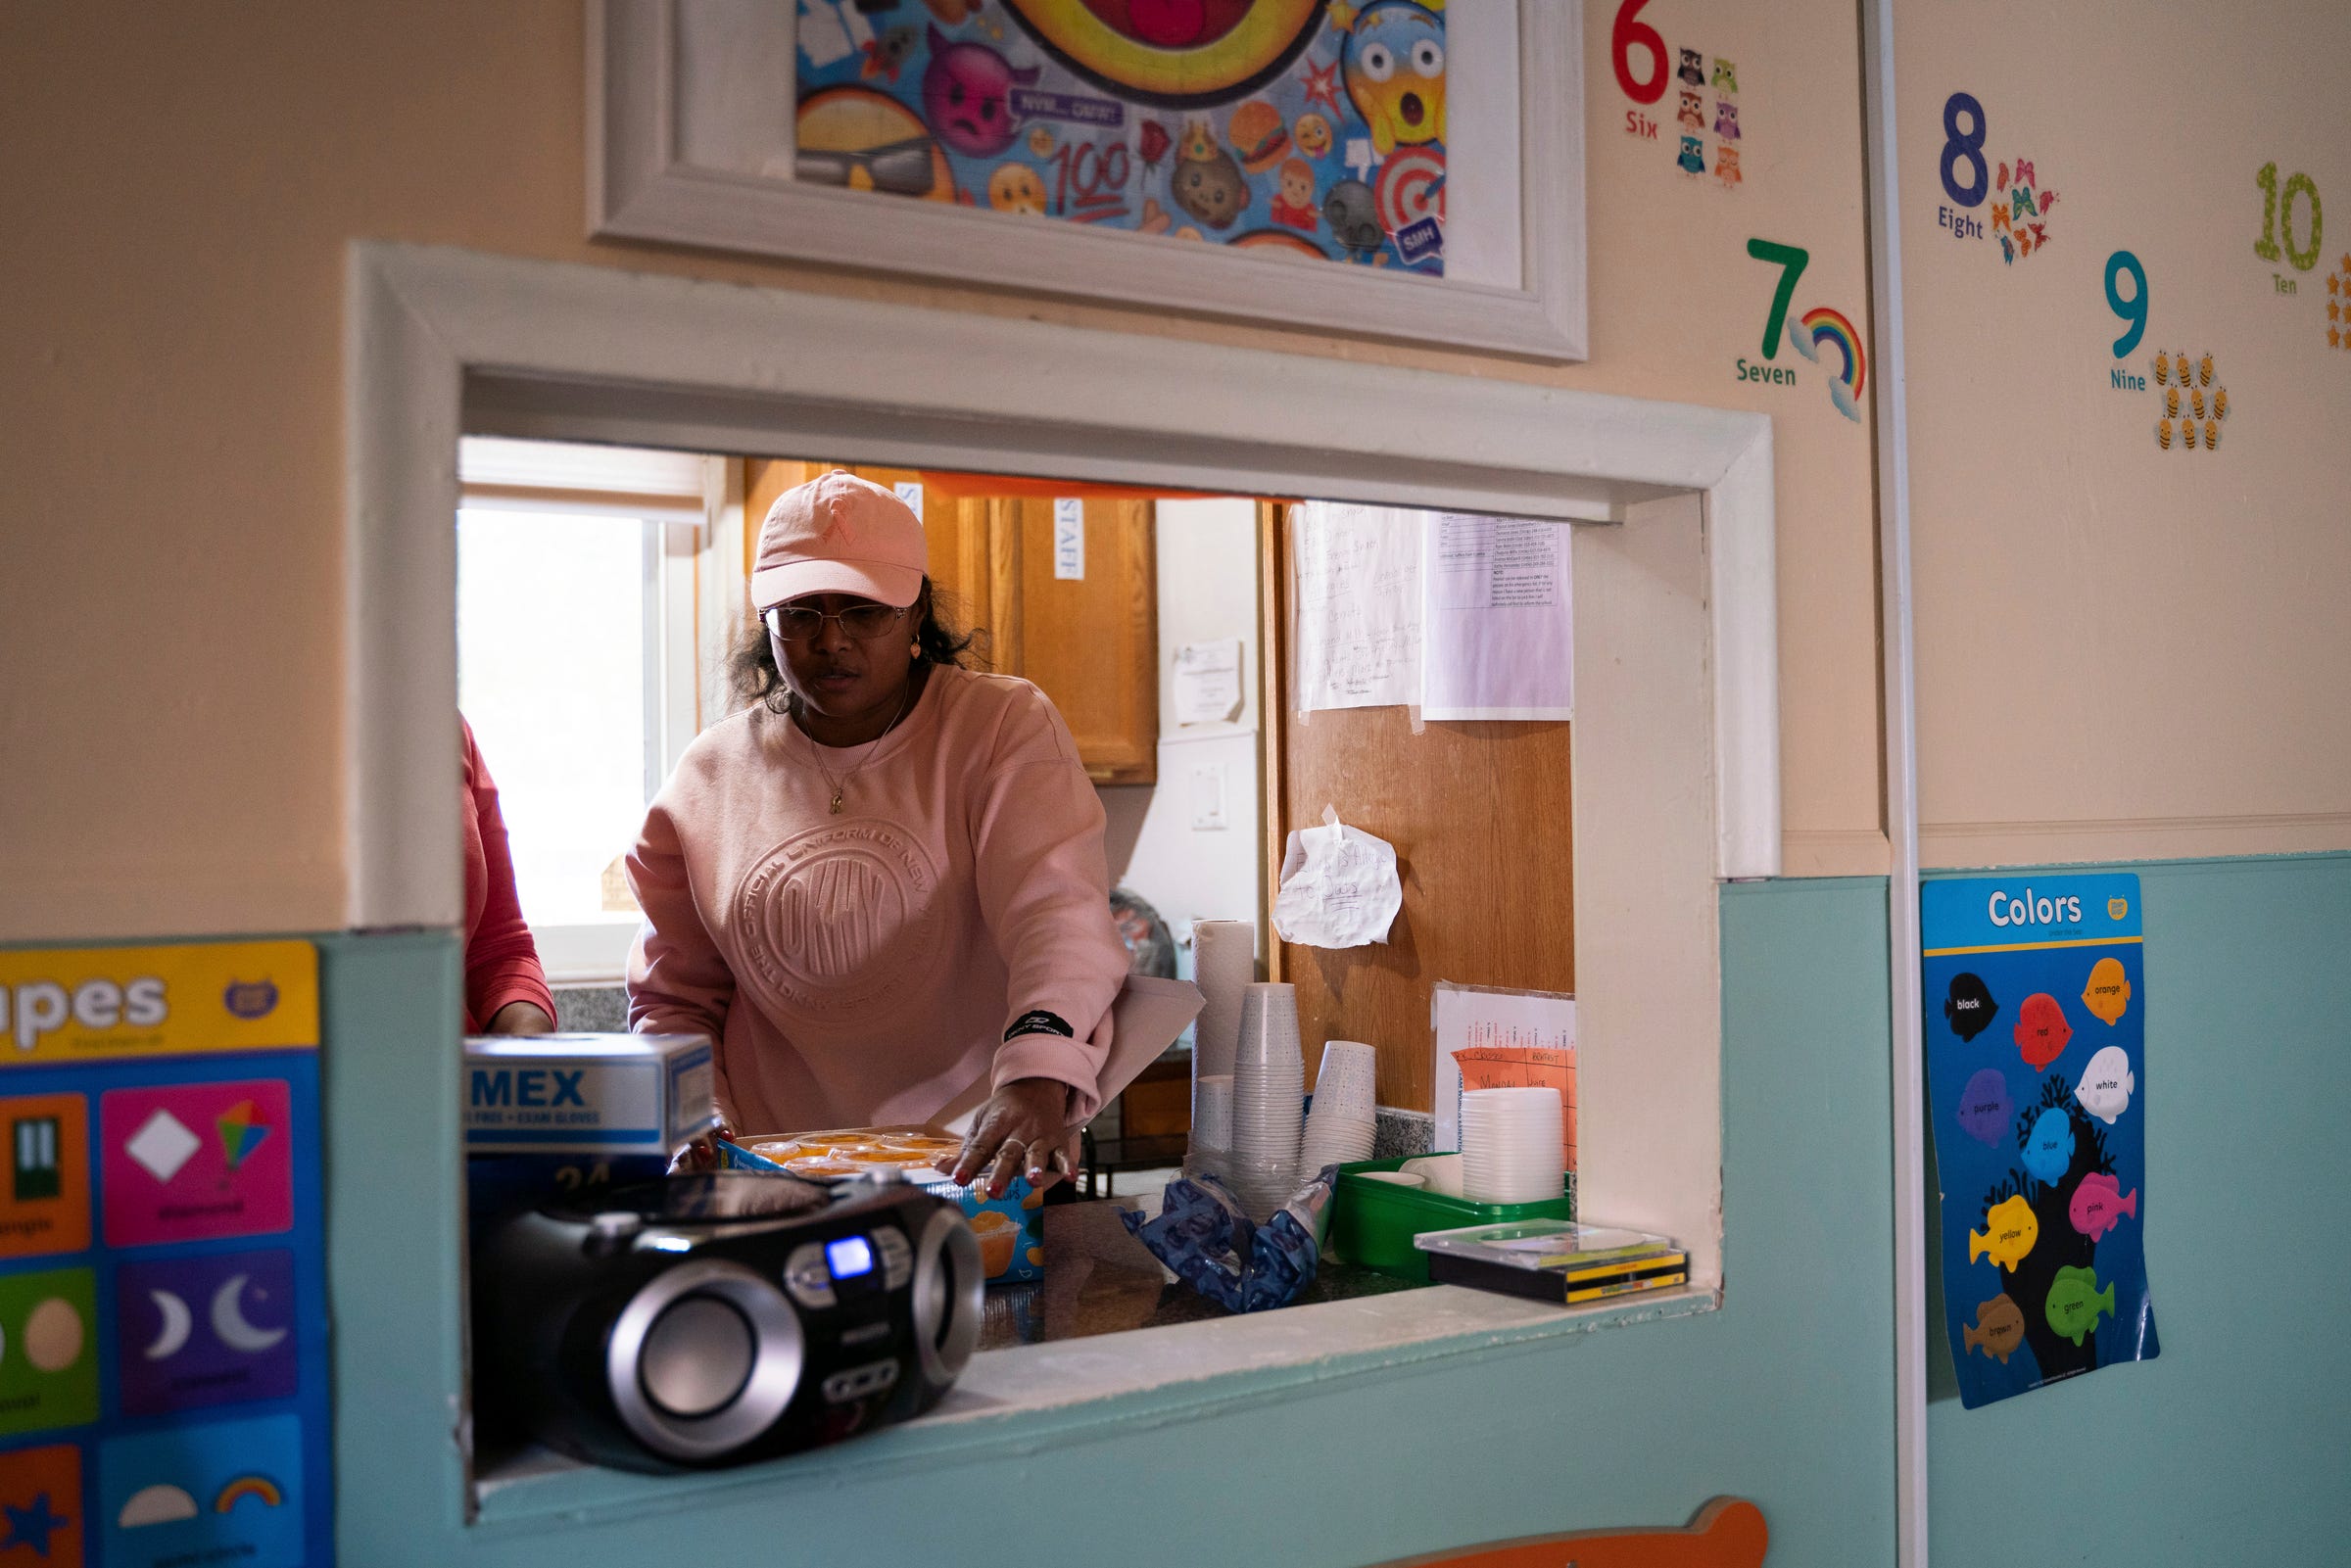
[796,679,917,814]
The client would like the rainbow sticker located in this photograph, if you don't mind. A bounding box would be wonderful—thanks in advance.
[1787,306,1867,421]
[216,1475,283,1512]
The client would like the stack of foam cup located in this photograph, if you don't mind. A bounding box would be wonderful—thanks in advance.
[1299,1040,1378,1174]
[1189,920,1256,1164]
[1193,1075,1235,1153]
[1228,982,1305,1216]
[1460,1087,1566,1205]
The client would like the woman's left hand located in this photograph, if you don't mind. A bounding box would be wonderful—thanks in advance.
[952,1077,1076,1198]
[485,1000,556,1035]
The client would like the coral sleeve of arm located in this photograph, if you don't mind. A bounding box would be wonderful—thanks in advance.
[971,689,1130,1121]
[461,725,556,1029]
[625,792,742,1123]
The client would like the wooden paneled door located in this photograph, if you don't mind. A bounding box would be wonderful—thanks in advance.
[986,494,1157,784]
[1263,502,1574,1111]
[741,460,1158,785]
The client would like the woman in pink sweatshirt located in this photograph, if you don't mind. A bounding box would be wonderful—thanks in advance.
[627,471,1129,1197]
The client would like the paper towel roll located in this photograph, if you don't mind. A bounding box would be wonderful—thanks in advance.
[1190,920,1258,1080]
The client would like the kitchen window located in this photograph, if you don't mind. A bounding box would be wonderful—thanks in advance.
[456,438,739,980]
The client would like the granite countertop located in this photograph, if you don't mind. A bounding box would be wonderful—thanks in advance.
[976,1195,1423,1350]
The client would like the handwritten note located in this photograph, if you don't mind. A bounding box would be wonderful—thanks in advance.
[1271,810,1403,949]
[1291,501,1423,711]
[1420,512,1573,721]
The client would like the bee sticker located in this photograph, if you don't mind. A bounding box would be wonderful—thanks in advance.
[2156,417,2173,450]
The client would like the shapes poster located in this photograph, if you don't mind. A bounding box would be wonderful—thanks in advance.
[795,0,1449,269]
[1922,875,2158,1408]
[0,941,330,1566]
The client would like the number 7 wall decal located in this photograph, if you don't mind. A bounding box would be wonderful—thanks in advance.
[1747,238,1865,423]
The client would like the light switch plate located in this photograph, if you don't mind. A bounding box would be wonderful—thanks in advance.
[1190,763,1227,831]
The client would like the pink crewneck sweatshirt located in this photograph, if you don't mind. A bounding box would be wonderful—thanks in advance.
[625,666,1128,1135]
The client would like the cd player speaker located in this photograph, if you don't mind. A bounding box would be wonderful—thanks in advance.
[606,1258,805,1462]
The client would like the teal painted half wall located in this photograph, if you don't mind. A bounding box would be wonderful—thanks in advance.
[318,878,1899,1565]
[1927,853,2351,1564]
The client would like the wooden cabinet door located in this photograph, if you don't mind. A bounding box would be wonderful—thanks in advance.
[992,496,1158,785]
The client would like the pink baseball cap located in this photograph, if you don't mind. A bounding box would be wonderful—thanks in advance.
[750,469,927,610]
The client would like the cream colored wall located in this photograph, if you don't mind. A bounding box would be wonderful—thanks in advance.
[0,1,1883,942]
[1896,0,2351,867]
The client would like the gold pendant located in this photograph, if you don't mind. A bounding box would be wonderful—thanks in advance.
[830,790,844,814]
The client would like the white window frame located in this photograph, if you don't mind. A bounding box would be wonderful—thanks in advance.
[456,438,743,981]
[344,242,1777,1549]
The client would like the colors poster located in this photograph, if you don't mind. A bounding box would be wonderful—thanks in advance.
[1922,875,2158,1408]
[0,940,331,1566]
[794,0,1451,270]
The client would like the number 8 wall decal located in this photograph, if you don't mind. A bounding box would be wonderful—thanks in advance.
[1936,90,2060,265]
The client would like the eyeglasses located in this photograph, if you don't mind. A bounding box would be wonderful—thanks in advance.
[764,603,909,641]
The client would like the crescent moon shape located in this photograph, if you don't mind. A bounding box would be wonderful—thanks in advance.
[145,1289,193,1360]
[210,1274,288,1354]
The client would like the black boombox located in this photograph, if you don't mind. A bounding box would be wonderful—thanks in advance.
[473,1171,984,1472]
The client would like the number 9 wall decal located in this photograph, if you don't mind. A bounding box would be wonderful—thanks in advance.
[2104,251,2147,358]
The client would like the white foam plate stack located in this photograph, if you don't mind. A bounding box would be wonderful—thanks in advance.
[1460,1086,1565,1205]
[1299,1040,1378,1173]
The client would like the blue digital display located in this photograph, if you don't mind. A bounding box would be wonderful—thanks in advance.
[826,1235,874,1279]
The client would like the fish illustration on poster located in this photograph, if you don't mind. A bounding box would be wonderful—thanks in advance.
[1923,874,2158,1407]
[794,0,1450,270]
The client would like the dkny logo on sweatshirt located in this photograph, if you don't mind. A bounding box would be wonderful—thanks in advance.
[734,821,944,1021]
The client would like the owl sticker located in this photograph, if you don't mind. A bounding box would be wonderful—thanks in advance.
[1710,57,1740,93]
[1715,145,1743,187]
[1713,101,1741,140]
[1677,48,1705,87]
[1678,90,1704,130]
[1676,133,1706,175]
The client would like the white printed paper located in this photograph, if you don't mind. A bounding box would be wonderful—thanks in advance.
[1291,501,1422,711]
[1054,498,1085,580]
[1174,639,1244,726]
[1271,808,1402,949]
[893,480,925,523]
[1420,512,1573,721]
[1430,981,1576,1158]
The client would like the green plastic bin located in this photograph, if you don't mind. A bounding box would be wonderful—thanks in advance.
[1327,1158,1577,1282]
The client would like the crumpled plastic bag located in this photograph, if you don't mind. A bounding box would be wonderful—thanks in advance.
[1120,1165,1338,1312]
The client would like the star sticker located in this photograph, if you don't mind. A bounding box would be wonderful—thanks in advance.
[2329,273,2340,296]
[2331,326,2341,348]
[1302,58,1343,112]
[1,1491,71,1557]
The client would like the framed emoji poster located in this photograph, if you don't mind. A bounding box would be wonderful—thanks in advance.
[591,0,1587,359]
